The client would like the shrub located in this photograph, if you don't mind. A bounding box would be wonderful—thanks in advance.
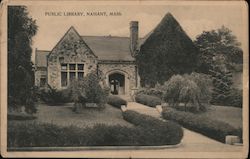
[123,110,183,145]
[39,86,72,105]
[162,73,212,112]
[162,108,242,143]
[225,88,242,108]
[136,85,163,99]
[69,72,109,111]
[211,88,242,108]
[135,94,161,107]
[107,95,127,108]
[8,113,37,120]
[7,118,183,147]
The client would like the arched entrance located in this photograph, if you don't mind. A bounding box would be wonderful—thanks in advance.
[109,73,125,95]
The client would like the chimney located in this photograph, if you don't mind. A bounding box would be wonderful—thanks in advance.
[130,21,139,57]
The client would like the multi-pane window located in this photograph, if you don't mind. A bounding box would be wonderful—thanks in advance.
[61,63,84,87]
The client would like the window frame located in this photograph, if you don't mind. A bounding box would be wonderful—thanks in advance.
[61,63,85,88]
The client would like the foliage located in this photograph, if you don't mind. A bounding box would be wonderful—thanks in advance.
[135,94,161,107]
[8,6,38,114]
[210,65,234,105]
[8,115,183,147]
[123,110,183,145]
[68,72,109,111]
[162,108,242,143]
[136,85,163,99]
[194,25,243,74]
[194,26,243,107]
[107,95,127,109]
[223,88,242,108]
[39,86,72,105]
[8,113,37,120]
[162,73,212,112]
[136,13,199,87]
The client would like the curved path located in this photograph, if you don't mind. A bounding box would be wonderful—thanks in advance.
[126,102,243,152]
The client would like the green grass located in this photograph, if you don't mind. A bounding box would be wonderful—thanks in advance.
[198,105,242,129]
[164,105,242,129]
[18,103,133,128]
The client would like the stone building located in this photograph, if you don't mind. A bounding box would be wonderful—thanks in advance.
[35,21,140,95]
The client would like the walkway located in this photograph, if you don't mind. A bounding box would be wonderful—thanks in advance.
[126,102,243,152]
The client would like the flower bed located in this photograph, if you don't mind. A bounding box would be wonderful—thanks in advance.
[135,94,161,107]
[162,108,242,143]
[107,95,127,108]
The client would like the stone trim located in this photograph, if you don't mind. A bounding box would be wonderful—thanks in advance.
[98,60,135,64]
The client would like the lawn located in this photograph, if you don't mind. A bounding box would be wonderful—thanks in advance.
[162,105,242,143]
[11,103,133,128]
[163,104,242,129]
[8,103,183,147]
[201,105,242,129]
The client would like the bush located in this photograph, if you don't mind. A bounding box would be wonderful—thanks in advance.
[107,95,127,108]
[8,113,37,120]
[123,110,183,145]
[162,73,212,112]
[135,94,161,107]
[162,108,242,143]
[69,72,109,111]
[211,88,242,108]
[39,86,72,105]
[7,118,183,147]
[226,88,242,108]
[136,85,163,99]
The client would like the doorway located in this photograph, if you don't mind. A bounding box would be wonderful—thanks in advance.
[109,73,125,95]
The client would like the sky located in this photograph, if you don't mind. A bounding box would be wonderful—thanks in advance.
[26,3,247,60]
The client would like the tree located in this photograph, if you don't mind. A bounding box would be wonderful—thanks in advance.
[162,73,212,112]
[8,6,38,114]
[194,26,243,106]
[136,13,199,87]
[194,25,243,73]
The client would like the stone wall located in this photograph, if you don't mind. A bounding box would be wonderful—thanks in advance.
[47,27,97,89]
[35,67,47,87]
[98,62,138,95]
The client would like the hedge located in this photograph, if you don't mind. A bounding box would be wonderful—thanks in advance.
[107,95,127,108]
[135,94,161,107]
[162,108,242,143]
[123,110,183,145]
[8,113,37,120]
[8,117,183,147]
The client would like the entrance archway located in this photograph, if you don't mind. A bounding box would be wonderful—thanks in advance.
[109,73,125,95]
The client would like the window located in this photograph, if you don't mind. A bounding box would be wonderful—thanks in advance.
[40,77,46,87]
[70,72,76,81]
[78,64,84,70]
[69,64,76,70]
[61,72,67,87]
[78,72,84,79]
[61,63,84,87]
[61,64,67,70]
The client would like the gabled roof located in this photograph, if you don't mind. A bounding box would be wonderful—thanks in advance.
[35,50,50,67]
[48,26,97,59]
[82,36,135,61]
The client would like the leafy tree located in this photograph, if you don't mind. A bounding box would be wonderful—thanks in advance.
[163,73,212,112]
[136,13,199,87]
[194,26,243,106]
[194,25,243,73]
[69,71,109,112]
[8,6,38,114]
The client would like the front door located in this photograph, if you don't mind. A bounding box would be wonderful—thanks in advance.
[109,73,125,95]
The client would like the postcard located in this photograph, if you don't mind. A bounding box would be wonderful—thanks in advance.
[0,0,248,158]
